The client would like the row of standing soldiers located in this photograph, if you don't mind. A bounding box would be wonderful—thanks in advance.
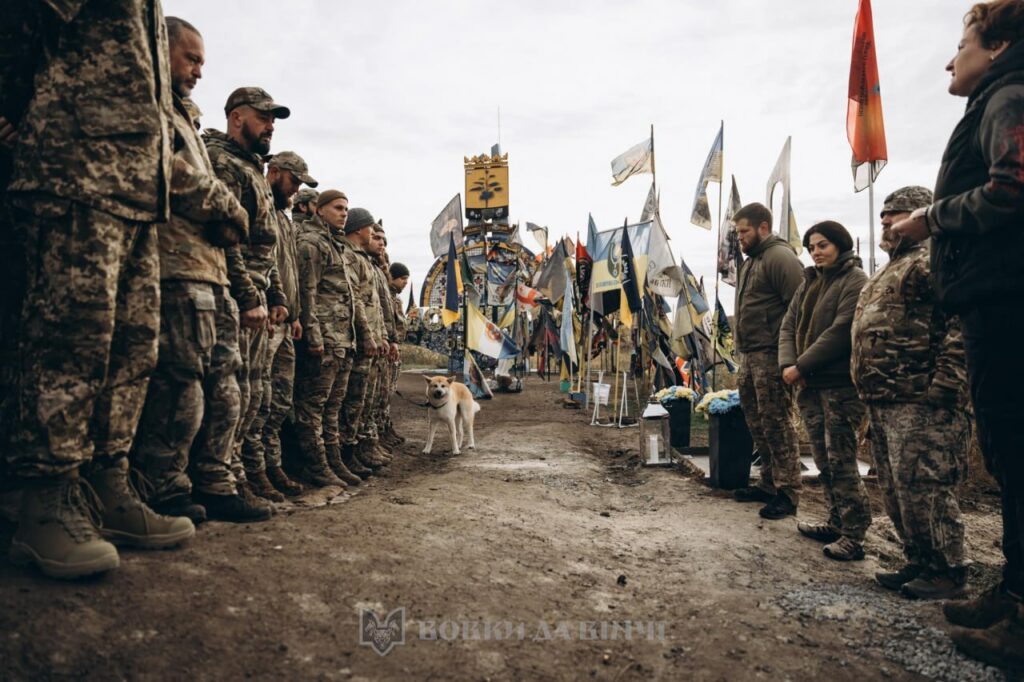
[0,3,409,581]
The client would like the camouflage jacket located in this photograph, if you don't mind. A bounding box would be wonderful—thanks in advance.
[274,208,300,322]
[371,261,398,344]
[389,285,407,342]
[341,243,377,353]
[8,0,173,223]
[161,94,248,285]
[851,243,967,404]
[203,128,284,312]
[296,216,358,353]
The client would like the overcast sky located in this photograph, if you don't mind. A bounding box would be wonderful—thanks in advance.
[166,0,970,312]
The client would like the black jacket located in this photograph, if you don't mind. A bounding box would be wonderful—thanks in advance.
[930,40,1024,312]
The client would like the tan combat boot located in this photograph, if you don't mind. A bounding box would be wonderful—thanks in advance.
[296,448,348,488]
[325,444,362,486]
[266,466,303,497]
[9,471,120,579]
[246,469,286,503]
[89,459,195,549]
[355,440,386,469]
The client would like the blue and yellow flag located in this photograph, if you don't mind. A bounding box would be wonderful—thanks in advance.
[442,233,462,327]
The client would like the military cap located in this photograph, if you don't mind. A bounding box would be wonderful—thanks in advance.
[224,86,291,118]
[316,189,348,210]
[294,188,319,206]
[268,151,318,187]
[882,186,933,214]
[345,207,377,234]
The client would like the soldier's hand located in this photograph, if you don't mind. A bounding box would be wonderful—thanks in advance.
[389,342,400,361]
[307,344,324,356]
[292,320,303,340]
[0,117,17,148]
[782,365,802,386]
[364,339,378,357]
[892,207,930,243]
[241,304,268,330]
[269,305,288,325]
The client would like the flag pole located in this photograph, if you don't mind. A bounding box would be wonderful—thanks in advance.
[710,121,724,391]
[650,123,657,197]
[868,173,877,275]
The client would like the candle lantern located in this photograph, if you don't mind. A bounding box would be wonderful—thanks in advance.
[640,401,672,466]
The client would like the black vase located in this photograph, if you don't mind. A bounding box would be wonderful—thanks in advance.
[709,408,754,489]
[663,400,692,448]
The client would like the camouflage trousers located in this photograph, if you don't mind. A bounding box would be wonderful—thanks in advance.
[868,401,969,571]
[340,353,373,446]
[359,358,385,442]
[294,348,353,463]
[260,325,295,469]
[234,291,269,478]
[7,200,159,477]
[737,350,802,503]
[241,320,287,472]
[132,281,241,499]
[381,360,401,434]
[797,386,871,540]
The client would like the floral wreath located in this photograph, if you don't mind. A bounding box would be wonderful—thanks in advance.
[422,306,444,332]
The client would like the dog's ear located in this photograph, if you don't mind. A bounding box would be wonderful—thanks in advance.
[445,376,456,384]
[423,375,434,384]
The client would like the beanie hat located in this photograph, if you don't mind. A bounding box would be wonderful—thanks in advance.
[803,220,854,254]
[345,207,377,234]
[316,189,347,210]
[389,262,410,279]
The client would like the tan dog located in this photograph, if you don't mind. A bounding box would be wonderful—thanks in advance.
[422,376,481,455]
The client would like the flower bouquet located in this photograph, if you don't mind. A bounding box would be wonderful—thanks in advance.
[695,389,741,420]
[654,385,697,405]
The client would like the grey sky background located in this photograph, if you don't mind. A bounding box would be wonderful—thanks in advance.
[166,0,970,312]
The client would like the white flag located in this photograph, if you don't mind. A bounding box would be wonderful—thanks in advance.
[610,136,653,186]
[640,182,659,223]
[766,137,802,254]
[689,123,724,230]
[429,194,463,258]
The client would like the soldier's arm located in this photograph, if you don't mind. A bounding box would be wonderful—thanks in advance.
[266,259,286,311]
[931,313,967,401]
[170,155,249,242]
[297,239,324,350]
[777,282,802,370]
[353,269,373,352]
[380,276,397,343]
[768,250,806,306]
[212,160,262,311]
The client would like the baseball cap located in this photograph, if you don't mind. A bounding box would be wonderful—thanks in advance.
[268,150,318,187]
[224,86,291,118]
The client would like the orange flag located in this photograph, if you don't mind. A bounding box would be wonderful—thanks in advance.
[847,0,887,192]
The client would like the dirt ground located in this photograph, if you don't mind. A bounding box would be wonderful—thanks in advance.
[0,373,1011,681]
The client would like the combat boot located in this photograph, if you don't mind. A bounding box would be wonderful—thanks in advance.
[341,443,374,479]
[823,536,865,561]
[325,444,362,486]
[951,603,1024,671]
[247,469,286,503]
[9,472,121,580]
[356,440,387,468]
[296,450,348,488]
[267,466,303,497]
[901,567,967,600]
[193,490,272,523]
[387,427,406,444]
[88,459,195,549]
[797,521,841,543]
[944,583,1020,629]
[758,493,796,520]
[875,563,923,591]
[150,494,207,525]
[372,442,393,464]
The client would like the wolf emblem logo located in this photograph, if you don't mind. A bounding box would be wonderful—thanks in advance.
[359,607,406,656]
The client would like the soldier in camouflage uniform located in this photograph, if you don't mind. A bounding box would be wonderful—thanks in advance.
[383,261,411,446]
[243,151,317,501]
[358,224,399,464]
[339,209,389,473]
[292,188,319,227]
[731,203,806,519]
[780,221,871,561]
[293,191,367,487]
[6,0,196,579]
[203,87,290,507]
[852,186,971,598]
[132,17,271,524]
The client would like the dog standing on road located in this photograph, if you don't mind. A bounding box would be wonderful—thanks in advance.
[422,376,480,455]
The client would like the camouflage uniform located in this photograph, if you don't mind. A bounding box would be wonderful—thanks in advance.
[384,284,408,434]
[203,127,286,479]
[852,189,970,571]
[294,216,367,461]
[132,93,249,500]
[6,0,172,476]
[340,245,381,446]
[362,260,397,444]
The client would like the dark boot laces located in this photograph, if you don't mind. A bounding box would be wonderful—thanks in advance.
[49,476,105,542]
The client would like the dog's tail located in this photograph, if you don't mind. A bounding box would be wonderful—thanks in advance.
[472,400,481,414]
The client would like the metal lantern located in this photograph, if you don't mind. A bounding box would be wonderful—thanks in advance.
[640,400,672,466]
